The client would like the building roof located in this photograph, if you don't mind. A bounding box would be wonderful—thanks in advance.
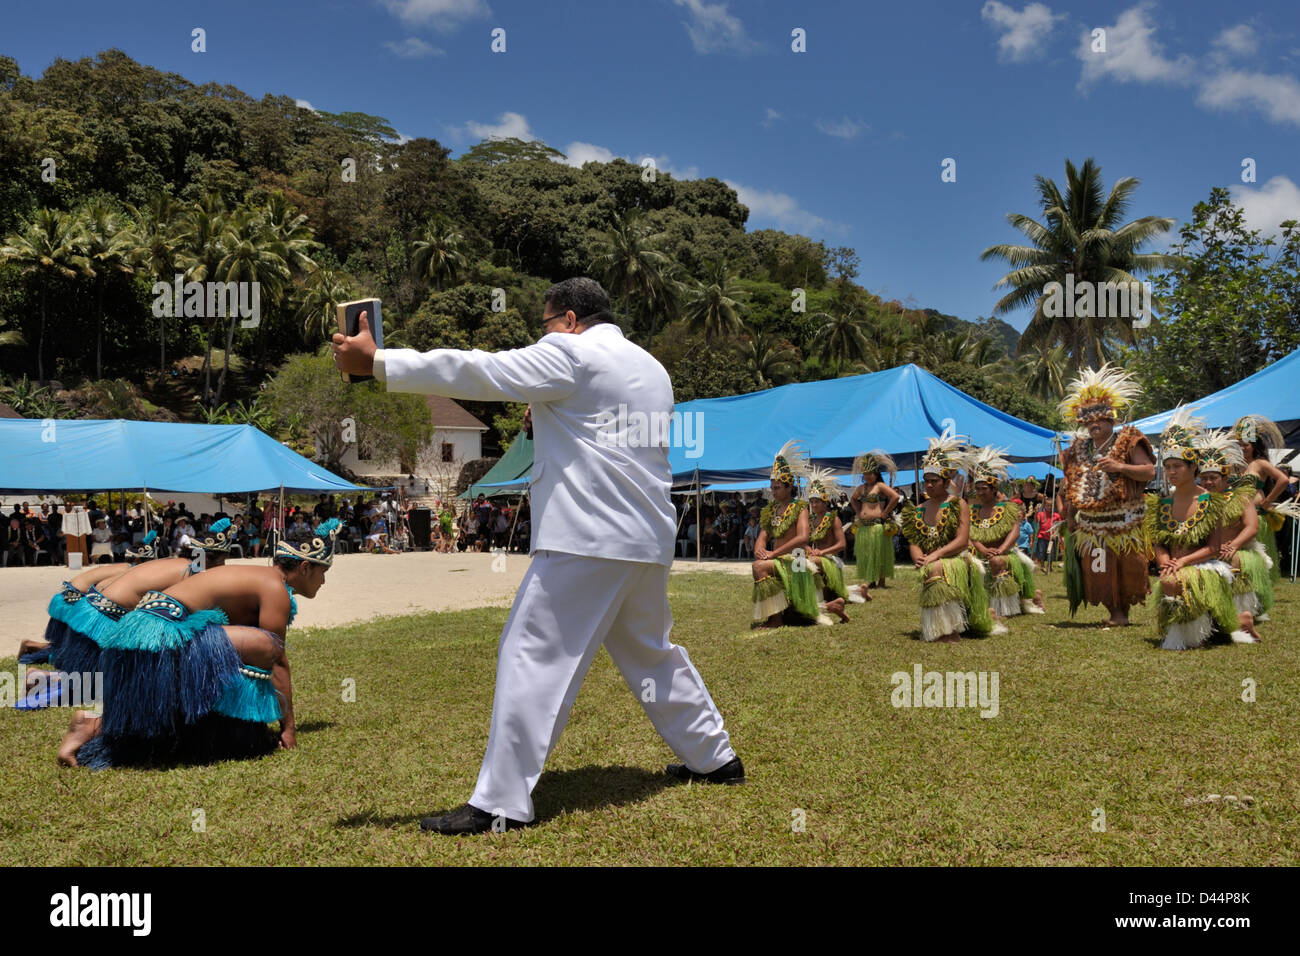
[426,395,488,431]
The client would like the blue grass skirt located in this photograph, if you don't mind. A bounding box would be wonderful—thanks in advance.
[53,587,128,675]
[95,592,282,739]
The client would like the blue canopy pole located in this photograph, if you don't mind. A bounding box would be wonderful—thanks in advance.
[695,466,701,564]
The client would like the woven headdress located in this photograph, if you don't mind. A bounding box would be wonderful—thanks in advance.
[1232,414,1283,450]
[275,517,341,567]
[190,518,234,554]
[920,434,975,480]
[852,449,898,483]
[970,445,1012,487]
[1197,429,1246,475]
[1059,363,1142,425]
[805,465,845,502]
[125,530,158,561]
[1158,405,1206,465]
[770,439,811,487]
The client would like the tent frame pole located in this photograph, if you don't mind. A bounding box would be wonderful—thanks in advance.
[506,487,528,553]
[695,467,702,564]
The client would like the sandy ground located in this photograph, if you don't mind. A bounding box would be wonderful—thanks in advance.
[0,552,750,658]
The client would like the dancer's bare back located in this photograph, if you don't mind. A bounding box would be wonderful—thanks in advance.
[166,565,293,636]
[100,557,195,607]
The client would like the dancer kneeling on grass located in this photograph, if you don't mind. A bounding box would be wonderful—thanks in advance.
[1198,430,1270,642]
[751,441,833,628]
[900,436,998,642]
[1146,411,1246,650]
[18,557,136,668]
[805,467,851,624]
[58,519,339,768]
[848,450,901,601]
[967,447,1044,626]
[17,535,162,704]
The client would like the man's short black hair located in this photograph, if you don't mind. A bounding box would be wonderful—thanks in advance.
[273,554,303,573]
[544,277,615,327]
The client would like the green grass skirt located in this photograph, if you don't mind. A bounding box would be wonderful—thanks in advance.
[855,521,895,582]
[754,554,821,622]
[1151,561,1239,649]
[815,555,848,600]
[1234,544,1274,615]
[1256,519,1282,582]
[919,555,994,640]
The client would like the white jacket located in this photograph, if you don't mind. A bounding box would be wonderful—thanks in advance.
[374,322,677,566]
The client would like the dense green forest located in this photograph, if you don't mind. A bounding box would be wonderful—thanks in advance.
[1,50,1296,465]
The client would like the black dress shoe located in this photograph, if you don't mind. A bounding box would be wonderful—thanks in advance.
[665,756,745,785]
[419,803,524,834]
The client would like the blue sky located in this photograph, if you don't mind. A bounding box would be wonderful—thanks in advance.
[6,0,1299,331]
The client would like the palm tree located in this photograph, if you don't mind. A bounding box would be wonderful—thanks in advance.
[809,308,871,375]
[0,209,89,382]
[981,157,1182,370]
[126,195,184,374]
[589,210,676,336]
[735,327,801,389]
[295,266,354,344]
[261,192,319,277]
[411,218,467,292]
[212,207,290,404]
[77,199,135,379]
[1015,342,1070,402]
[175,195,229,405]
[681,259,747,344]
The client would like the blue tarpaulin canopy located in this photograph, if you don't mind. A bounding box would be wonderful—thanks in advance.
[0,419,373,494]
[667,363,1059,482]
[1130,347,1300,447]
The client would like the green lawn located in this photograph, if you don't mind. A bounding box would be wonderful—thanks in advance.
[3,567,1298,865]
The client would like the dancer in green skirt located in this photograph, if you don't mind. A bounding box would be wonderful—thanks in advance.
[967,446,1044,628]
[805,466,851,624]
[751,441,832,628]
[1147,410,1248,650]
[1232,414,1295,584]
[1197,430,1266,642]
[900,436,994,643]
[849,450,901,601]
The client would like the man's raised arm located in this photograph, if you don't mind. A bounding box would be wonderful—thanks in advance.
[332,311,578,403]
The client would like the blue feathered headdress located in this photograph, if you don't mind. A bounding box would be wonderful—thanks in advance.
[191,517,234,553]
[125,529,161,561]
[276,517,341,567]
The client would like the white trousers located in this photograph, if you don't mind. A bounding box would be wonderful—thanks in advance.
[468,550,736,822]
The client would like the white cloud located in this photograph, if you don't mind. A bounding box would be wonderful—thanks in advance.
[464,111,535,141]
[560,142,617,167]
[384,37,443,57]
[814,116,868,139]
[1212,23,1259,59]
[1076,3,1195,86]
[556,143,698,179]
[725,180,842,236]
[382,0,490,31]
[1230,176,1300,238]
[981,1,1064,62]
[295,99,317,112]
[1198,69,1300,126]
[673,0,756,54]
[761,107,782,128]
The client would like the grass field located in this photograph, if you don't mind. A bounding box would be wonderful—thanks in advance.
[3,567,1298,866]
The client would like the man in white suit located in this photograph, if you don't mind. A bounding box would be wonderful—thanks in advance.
[333,278,742,834]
